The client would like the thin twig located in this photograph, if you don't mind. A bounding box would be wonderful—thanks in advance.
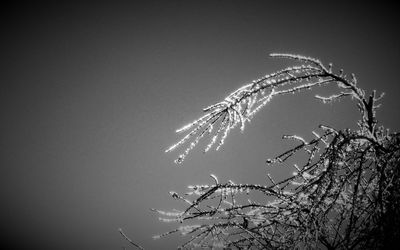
[119,228,145,250]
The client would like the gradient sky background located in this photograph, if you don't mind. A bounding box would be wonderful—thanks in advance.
[1,1,400,249]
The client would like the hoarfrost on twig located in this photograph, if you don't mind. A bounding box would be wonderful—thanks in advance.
[166,53,368,164]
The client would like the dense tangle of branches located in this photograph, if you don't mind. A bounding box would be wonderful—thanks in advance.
[124,54,400,249]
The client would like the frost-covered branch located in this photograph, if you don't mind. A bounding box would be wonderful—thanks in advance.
[166,53,381,164]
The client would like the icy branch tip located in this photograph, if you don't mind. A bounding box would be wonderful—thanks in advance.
[210,174,219,184]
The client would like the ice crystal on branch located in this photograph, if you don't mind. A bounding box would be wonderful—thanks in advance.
[166,53,373,164]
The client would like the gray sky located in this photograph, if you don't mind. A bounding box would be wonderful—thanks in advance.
[1,1,399,249]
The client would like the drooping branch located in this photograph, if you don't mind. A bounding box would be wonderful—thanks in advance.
[166,53,383,164]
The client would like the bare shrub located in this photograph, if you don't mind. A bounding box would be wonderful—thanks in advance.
[139,54,399,249]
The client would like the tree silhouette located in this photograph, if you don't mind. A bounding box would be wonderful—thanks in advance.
[126,54,400,249]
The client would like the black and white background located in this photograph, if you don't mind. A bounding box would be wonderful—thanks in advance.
[1,1,399,249]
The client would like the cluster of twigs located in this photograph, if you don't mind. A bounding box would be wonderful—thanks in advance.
[119,54,399,249]
[156,130,399,249]
[152,54,400,249]
[165,53,380,165]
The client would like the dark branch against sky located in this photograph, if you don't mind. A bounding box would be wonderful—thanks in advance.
[1,1,399,249]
